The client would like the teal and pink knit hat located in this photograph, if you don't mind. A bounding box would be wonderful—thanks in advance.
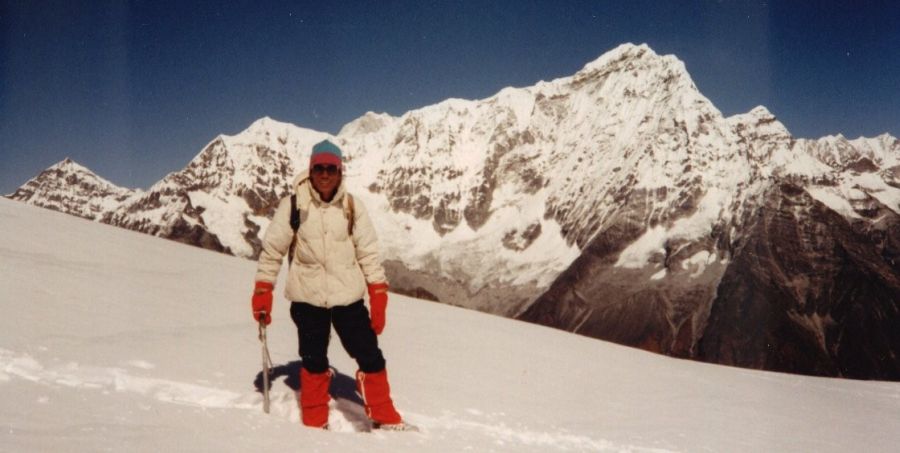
[310,139,343,168]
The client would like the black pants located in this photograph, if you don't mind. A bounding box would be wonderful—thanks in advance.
[290,300,386,374]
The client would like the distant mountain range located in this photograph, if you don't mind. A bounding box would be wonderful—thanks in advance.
[8,43,900,380]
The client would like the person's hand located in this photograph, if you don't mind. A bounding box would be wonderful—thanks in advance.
[252,281,274,325]
[367,283,389,335]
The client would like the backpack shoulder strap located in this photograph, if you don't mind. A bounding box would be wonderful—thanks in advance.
[290,194,300,233]
[288,194,300,267]
[344,193,355,237]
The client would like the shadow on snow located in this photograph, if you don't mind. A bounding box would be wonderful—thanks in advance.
[254,360,370,431]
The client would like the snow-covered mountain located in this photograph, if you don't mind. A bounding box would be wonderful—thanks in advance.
[100,117,332,257]
[8,158,138,220]
[521,98,900,379]
[3,197,900,453]
[9,117,332,256]
[7,43,900,379]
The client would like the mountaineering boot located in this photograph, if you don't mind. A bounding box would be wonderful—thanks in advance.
[356,369,402,426]
[300,368,332,428]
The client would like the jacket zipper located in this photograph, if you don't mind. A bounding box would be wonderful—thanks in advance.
[321,203,329,308]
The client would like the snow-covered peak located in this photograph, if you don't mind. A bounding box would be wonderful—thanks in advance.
[127,117,337,257]
[7,157,137,220]
[337,111,396,137]
[867,132,900,147]
[849,134,900,168]
[49,156,87,172]
[578,42,655,74]
[728,105,792,139]
[799,134,878,171]
[223,116,328,150]
[747,105,775,118]
[177,117,332,183]
[244,115,293,133]
[41,157,125,190]
[573,43,695,92]
[820,133,848,143]
[29,158,128,193]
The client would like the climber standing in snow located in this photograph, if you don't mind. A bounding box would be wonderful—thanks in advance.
[250,139,404,430]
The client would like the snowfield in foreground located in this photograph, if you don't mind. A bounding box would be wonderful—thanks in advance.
[1,197,898,452]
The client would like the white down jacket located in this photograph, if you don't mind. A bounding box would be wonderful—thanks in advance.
[254,171,387,307]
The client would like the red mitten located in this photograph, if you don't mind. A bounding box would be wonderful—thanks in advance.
[368,283,389,335]
[252,281,274,325]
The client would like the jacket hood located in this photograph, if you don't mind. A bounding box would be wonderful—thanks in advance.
[292,170,311,189]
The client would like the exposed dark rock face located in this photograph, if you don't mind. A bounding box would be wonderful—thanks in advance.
[697,184,900,379]
[381,166,435,220]
[502,222,542,251]
[885,166,900,189]
[383,259,542,317]
[520,192,726,358]
[522,181,900,379]
[431,192,462,235]
[847,157,879,173]
[167,217,231,254]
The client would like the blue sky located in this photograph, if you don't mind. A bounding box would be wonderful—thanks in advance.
[2,0,899,194]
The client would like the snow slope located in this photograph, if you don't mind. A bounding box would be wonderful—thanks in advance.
[1,197,899,452]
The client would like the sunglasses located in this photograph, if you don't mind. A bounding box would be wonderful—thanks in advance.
[311,164,340,175]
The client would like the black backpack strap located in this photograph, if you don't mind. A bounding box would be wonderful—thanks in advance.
[290,194,300,232]
[288,194,300,267]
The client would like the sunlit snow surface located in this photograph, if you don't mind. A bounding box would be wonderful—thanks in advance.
[2,198,899,452]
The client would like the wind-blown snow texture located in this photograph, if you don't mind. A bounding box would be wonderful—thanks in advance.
[7,43,900,379]
[2,198,900,452]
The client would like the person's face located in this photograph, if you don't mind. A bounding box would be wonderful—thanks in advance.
[310,164,341,199]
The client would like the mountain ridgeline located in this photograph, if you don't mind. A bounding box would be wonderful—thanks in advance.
[8,44,900,380]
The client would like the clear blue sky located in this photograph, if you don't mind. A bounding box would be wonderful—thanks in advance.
[2,0,899,194]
